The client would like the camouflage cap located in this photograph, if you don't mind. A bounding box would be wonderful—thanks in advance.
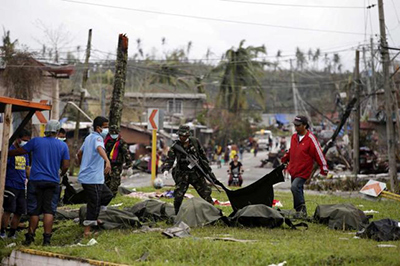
[109,124,120,134]
[178,125,190,136]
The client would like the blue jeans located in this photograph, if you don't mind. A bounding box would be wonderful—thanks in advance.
[291,177,307,211]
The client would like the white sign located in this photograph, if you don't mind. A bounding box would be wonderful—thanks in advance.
[148,108,159,130]
[360,180,386,197]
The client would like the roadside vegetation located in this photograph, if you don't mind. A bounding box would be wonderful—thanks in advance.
[1,187,399,265]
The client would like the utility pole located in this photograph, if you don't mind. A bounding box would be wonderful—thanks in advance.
[353,50,360,178]
[362,46,372,117]
[290,59,299,115]
[70,29,92,175]
[378,0,399,193]
[51,79,60,120]
[370,37,377,111]
[109,34,129,129]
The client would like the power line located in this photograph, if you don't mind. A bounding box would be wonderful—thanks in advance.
[61,0,365,36]
[220,0,367,9]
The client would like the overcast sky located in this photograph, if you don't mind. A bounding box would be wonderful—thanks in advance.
[2,0,400,71]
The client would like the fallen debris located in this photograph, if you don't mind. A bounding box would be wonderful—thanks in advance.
[377,244,397,248]
[268,261,287,266]
[162,222,191,238]
[203,237,257,243]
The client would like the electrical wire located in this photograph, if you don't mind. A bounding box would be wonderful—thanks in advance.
[220,0,367,9]
[60,0,365,36]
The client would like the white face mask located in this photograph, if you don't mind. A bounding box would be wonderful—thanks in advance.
[20,140,28,147]
[58,137,66,142]
[110,134,119,139]
[100,128,109,138]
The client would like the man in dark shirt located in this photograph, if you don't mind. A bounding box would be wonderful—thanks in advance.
[1,129,31,239]
[228,154,244,186]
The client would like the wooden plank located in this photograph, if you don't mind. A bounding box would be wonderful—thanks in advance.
[0,104,12,229]
[0,96,52,112]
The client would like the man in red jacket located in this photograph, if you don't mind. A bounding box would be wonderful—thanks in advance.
[281,115,328,217]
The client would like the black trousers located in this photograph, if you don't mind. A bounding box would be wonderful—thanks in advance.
[81,184,113,223]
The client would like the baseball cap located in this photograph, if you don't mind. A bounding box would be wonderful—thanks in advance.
[45,120,61,133]
[293,115,308,126]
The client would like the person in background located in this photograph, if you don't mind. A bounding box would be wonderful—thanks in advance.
[104,125,132,196]
[238,144,244,161]
[8,120,70,246]
[281,115,328,218]
[1,129,31,239]
[228,154,244,186]
[76,116,113,237]
[57,128,67,142]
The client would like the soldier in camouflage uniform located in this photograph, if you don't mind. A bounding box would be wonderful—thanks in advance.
[104,125,132,196]
[161,125,222,214]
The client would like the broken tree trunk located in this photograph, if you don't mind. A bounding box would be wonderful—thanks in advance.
[109,34,129,130]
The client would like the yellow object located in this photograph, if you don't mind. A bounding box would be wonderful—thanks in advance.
[381,191,400,202]
[151,129,157,183]
[39,124,45,137]
[19,248,128,266]
[230,149,237,159]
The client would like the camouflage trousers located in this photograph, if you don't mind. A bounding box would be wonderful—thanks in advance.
[105,164,123,196]
[173,170,213,214]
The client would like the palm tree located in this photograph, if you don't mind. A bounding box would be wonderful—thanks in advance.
[313,48,321,70]
[1,29,18,63]
[213,40,266,115]
[333,53,341,73]
[295,47,306,70]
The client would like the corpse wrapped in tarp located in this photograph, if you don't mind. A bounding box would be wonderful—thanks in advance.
[357,219,400,241]
[314,203,370,230]
[221,165,285,212]
[175,198,224,227]
[79,206,141,230]
[127,199,175,223]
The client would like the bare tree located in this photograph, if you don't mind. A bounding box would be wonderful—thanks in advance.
[34,20,73,63]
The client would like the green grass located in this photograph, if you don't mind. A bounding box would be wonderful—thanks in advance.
[1,188,400,266]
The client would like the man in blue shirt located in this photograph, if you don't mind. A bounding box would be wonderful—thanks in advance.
[1,129,31,239]
[8,120,70,246]
[77,116,112,237]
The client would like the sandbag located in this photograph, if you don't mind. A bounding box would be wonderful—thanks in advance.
[357,219,400,241]
[175,198,223,227]
[79,206,141,230]
[314,203,369,230]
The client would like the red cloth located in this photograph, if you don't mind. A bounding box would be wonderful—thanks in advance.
[104,135,121,163]
[281,131,328,180]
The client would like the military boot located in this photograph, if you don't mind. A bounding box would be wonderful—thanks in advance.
[43,233,52,246]
[23,233,35,246]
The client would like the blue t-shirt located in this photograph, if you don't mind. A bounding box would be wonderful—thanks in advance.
[78,132,106,184]
[6,144,30,190]
[23,137,70,183]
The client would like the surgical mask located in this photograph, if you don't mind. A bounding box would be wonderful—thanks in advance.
[100,128,109,138]
[110,134,119,139]
[58,137,66,142]
[20,140,27,147]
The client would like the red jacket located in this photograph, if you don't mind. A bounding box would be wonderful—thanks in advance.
[281,131,328,179]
